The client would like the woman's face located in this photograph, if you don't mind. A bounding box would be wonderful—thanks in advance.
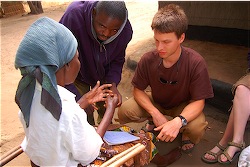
[64,51,80,85]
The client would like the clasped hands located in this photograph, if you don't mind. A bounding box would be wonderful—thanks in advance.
[77,81,117,110]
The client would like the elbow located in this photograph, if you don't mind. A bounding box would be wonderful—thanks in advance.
[133,87,140,98]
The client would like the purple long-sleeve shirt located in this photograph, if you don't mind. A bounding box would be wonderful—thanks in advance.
[60,1,133,87]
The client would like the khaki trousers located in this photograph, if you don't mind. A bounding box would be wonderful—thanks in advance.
[118,92,208,144]
[232,73,250,95]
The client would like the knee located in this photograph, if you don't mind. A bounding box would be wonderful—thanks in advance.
[117,99,145,123]
[117,102,133,124]
[184,113,207,144]
[235,85,249,95]
[117,104,127,120]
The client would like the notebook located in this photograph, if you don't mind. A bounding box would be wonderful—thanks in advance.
[103,131,140,146]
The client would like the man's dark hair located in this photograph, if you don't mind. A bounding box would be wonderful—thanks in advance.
[96,1,127,22]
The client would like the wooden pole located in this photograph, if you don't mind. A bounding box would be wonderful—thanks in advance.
[100,143,145,167]
[0,145,23,166]
[108,144,145,167]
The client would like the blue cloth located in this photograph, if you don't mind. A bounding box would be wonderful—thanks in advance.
[15,17,77,127]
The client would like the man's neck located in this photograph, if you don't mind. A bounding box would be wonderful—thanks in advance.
[162,46,182,68]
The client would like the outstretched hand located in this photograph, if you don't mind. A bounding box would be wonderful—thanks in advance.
[105,93,119,110]
[110,84,122,107]
[77,81,113,109]
[87,81,113,104]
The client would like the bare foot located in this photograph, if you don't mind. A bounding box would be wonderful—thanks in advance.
[181,135,194,152]
[204,143,226,161]
[219,145,241,162]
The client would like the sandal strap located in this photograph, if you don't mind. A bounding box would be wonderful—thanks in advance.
[206,150,219,158]
[222,151,233,162]
[216,143,226,151]
[140,120,155,133]
[228,141,245,149]
[148,120,154,125]
[140,126,148,133]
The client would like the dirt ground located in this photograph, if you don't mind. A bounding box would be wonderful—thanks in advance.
[1,1,249,166]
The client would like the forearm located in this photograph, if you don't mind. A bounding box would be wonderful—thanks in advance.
[96,106,115,138]
[110,82,122,107]
[77,94,90,109]
[111,82,117,90]
[179,99,205,123]
[133,87,160,116]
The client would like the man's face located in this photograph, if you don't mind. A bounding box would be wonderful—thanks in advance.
[153,30,184,59]
[92,10,123,41]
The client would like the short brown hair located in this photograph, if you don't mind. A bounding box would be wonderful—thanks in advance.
[151,4,188,38]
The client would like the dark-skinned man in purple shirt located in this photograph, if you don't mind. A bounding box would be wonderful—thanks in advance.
[60,1,133,125]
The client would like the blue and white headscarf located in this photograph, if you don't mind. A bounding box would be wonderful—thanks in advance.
[15,17,78,127]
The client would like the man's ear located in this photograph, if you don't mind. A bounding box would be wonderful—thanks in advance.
[179,33,185,43]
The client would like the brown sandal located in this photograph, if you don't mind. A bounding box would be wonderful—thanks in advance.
[218,141,245,164]
[140,120,155,132]
[201,143,226,164]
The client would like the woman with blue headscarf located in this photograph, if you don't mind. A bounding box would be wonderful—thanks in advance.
[15,17,118,166]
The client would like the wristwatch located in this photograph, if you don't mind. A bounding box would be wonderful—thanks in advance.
[178,115,187,127]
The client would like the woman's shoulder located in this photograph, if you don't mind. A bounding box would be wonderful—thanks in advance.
[57,85,85,115]
[57,85,76,101]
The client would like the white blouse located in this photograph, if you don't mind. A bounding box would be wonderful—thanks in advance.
[19,81,103,166]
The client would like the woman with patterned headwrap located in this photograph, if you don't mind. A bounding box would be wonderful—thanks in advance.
[15,17,118,167]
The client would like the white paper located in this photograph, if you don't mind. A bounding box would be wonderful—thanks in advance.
[103,131,140,146]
